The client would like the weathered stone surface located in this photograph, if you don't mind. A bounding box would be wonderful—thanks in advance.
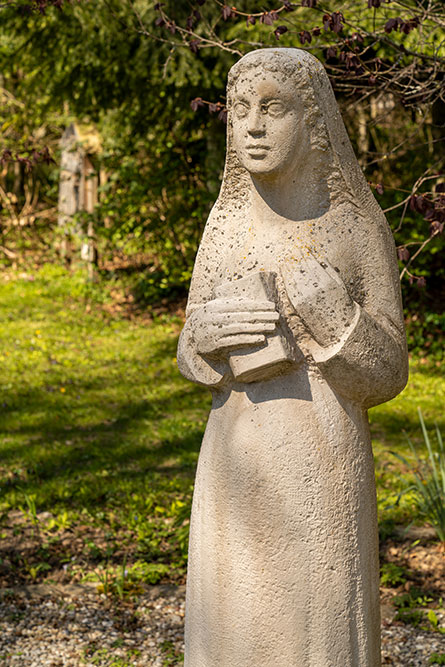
[177,48,408,667]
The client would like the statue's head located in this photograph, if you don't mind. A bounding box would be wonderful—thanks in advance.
[227,49,330,181]
[219,48,376,220]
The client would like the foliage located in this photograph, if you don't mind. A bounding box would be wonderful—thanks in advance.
[0,0,443,310]
[393,587,434,610]
[0,0,228,294]
[371,360,445,526]
[394,608,426,627]
[81,643,143,667]
[405,312,445,363]
[379,561,407,587]
[392,588,445,632]
[391,409,445,543]
[160,641,185,666]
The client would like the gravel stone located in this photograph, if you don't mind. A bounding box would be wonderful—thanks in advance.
[0,584,443,665]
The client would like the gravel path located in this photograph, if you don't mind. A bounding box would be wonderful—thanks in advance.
[0,584,443,666]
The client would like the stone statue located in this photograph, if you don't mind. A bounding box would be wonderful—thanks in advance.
[177,48,408,667]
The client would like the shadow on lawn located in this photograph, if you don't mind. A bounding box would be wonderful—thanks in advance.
[0,375,208,511]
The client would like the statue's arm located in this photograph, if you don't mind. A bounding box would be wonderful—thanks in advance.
[311,303,408,408]
[177,219,280,388]
[176,220,229,388]
[283,220,408,408]
[177,305,229,388]
[309,222,408,408]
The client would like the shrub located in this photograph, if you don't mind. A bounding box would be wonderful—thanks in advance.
[392,409,445,543]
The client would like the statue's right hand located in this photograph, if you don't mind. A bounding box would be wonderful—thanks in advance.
[191,298,279,357]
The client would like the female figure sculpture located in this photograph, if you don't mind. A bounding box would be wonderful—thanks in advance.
[177,48,408,667]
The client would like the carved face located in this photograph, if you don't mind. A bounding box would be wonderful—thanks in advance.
[231,70,307,178]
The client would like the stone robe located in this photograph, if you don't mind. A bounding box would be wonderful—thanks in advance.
[177,200,408,667]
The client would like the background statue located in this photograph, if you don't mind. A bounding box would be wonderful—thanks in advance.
[177,48,409,667]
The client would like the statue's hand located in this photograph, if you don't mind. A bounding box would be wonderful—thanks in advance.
[191,298,279,357]
[282,255,356,347]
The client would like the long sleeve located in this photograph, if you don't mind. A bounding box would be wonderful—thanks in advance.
[177,214,230,388]
[308,215,408,409]
[177,307,228,387]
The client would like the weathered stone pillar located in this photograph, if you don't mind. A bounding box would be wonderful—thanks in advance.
[58,122,99,277]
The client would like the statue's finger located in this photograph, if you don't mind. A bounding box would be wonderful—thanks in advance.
[212,334,266,350]
[217,322,277,336]
[209,298,277,313]
[213,311,280,324]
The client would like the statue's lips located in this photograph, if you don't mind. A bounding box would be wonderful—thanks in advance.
[245,146,270,158]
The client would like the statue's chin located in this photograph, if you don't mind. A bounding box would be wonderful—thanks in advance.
[241,160,288,180]
[237,151,297,182]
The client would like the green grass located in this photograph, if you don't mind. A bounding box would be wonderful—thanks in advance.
[0,265,210,585]
[370,360,445,526]
[0,264,443,588]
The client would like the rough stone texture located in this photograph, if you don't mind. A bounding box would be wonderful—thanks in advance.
[177,48,409,667]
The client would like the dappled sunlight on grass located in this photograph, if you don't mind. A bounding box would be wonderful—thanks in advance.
[0,267,210,585]
[0,266,443,588]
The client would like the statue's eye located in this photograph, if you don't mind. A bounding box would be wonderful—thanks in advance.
[264,101,286,117]
[233,102,249,118]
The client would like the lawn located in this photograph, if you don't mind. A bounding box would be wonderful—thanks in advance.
[0,265,443,596]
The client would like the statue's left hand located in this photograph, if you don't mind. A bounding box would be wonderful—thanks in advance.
[281,254,357,347]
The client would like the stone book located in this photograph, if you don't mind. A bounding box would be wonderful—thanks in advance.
[215,272,302,383]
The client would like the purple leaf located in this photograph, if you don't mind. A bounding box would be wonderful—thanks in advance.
[190,98,204,111]
[222,5,234,20]
[299,30,312,44]
[331,12,344,33]
[385,18,398,33]
[274,25,288,39]
[397,247,410,262]
[430,221,444,235]
[261,12,274,25]
[189,39,200,53]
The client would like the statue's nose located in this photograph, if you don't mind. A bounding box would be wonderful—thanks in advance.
[247,108,266,136]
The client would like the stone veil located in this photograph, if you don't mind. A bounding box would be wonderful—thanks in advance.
[177,48,408,667]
